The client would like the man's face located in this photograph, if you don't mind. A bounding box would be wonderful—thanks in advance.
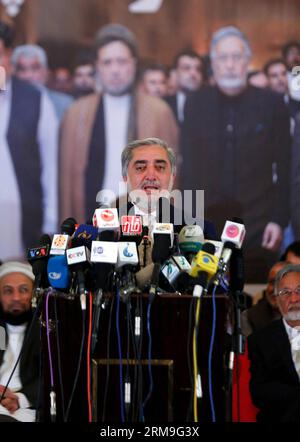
[142,70,167,98]
[0,39,12,76]
[0,273,33,316]
[276,271,300,325]
[285,46,300,70]
[14,55,47,85]
[96,41,136,96]
[212,35,249,96]
[124,145,175,209]
[73,64,95,90]
[267,63,288,95]
[176,55,202,92]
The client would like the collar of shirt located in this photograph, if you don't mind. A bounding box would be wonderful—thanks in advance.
[283,318,300,348]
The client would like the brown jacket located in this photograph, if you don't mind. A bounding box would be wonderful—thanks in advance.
[59,91,179,223]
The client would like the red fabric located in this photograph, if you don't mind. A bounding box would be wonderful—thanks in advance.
[232,342,259,422]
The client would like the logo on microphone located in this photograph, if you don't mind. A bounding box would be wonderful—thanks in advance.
[93,246,104,255]
[49,272,62,280]
[77,231,93,240]
[68,251,84,259]
[121,216,142,235]
[101,209,115,222]
[123,246,134,258]
[225,224,239,239]
[28,246,49,259]
[52,235,68,248]
[201,253,215,264]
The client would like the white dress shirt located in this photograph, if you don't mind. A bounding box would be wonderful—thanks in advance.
[0,324,36,422]
[101,93,131,203]
[283,319,300,380]
[176,91,186,123]
[0,79,58,260]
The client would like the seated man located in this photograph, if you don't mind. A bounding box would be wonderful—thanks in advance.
[0,261,40,422]
[241,262,284,336]
[242,241,300,336]
[248,264,300,422]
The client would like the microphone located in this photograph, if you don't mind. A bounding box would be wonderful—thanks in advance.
[47,255,70,290]
[72,224,99,249]
[27,234,52,294]
[50,217,78,256]
[190,242,219,282]
[93,207,120,238]
[149,223,174,299]
[60,217,77,236]
[178,225,204,263]
[218,219,246,277]
[120,215,143,238]
[66,238,91,309]
[117,241,140,302]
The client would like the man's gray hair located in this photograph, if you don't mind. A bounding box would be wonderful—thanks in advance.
[210,26,252,60]
[121,137,176,177]
[274,263,300,295]
[11,44,48,68]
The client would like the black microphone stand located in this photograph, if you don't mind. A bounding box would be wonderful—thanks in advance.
[225,248,246,423]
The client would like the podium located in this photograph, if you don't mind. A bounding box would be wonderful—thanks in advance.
[92,293,229,422]
[41,292,228,422]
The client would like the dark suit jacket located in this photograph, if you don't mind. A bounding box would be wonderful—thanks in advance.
[248,319,300,422]
[291,112,300,239]
[0,315,41,408]
[165,94,179,122]
[241,294,281,336]
[182,85,291,248]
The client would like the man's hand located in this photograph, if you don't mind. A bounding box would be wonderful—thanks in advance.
[262,222,283,252]
[0,385,19,413]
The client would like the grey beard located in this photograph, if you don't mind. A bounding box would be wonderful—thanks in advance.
[217,76,247,91]
[283,310,300,321]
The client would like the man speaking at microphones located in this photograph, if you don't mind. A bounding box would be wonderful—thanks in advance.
[120,137,216,240]
[120,137,216,289]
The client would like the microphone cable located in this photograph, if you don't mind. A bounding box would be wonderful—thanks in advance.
[208,284,217,422]
[186,296,196,422]
[53,291,66,421]
[124,301,132,421]
[135,294,144,423]
[101,294,115,422]
[127,298,139,422]
[192,294,201,422]
[87,293,93,422]
[116,287,125,422]
[141,297,154,421]
[64,298,86,422]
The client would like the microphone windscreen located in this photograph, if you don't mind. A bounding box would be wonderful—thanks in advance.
[201,242,216,255]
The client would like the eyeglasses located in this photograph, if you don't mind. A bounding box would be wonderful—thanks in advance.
[214,53,245,63]
[277,286,300,298]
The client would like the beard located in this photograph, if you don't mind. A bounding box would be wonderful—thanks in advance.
[283,310,300,322]
[216,76,247,93]
[0,304,33,326]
